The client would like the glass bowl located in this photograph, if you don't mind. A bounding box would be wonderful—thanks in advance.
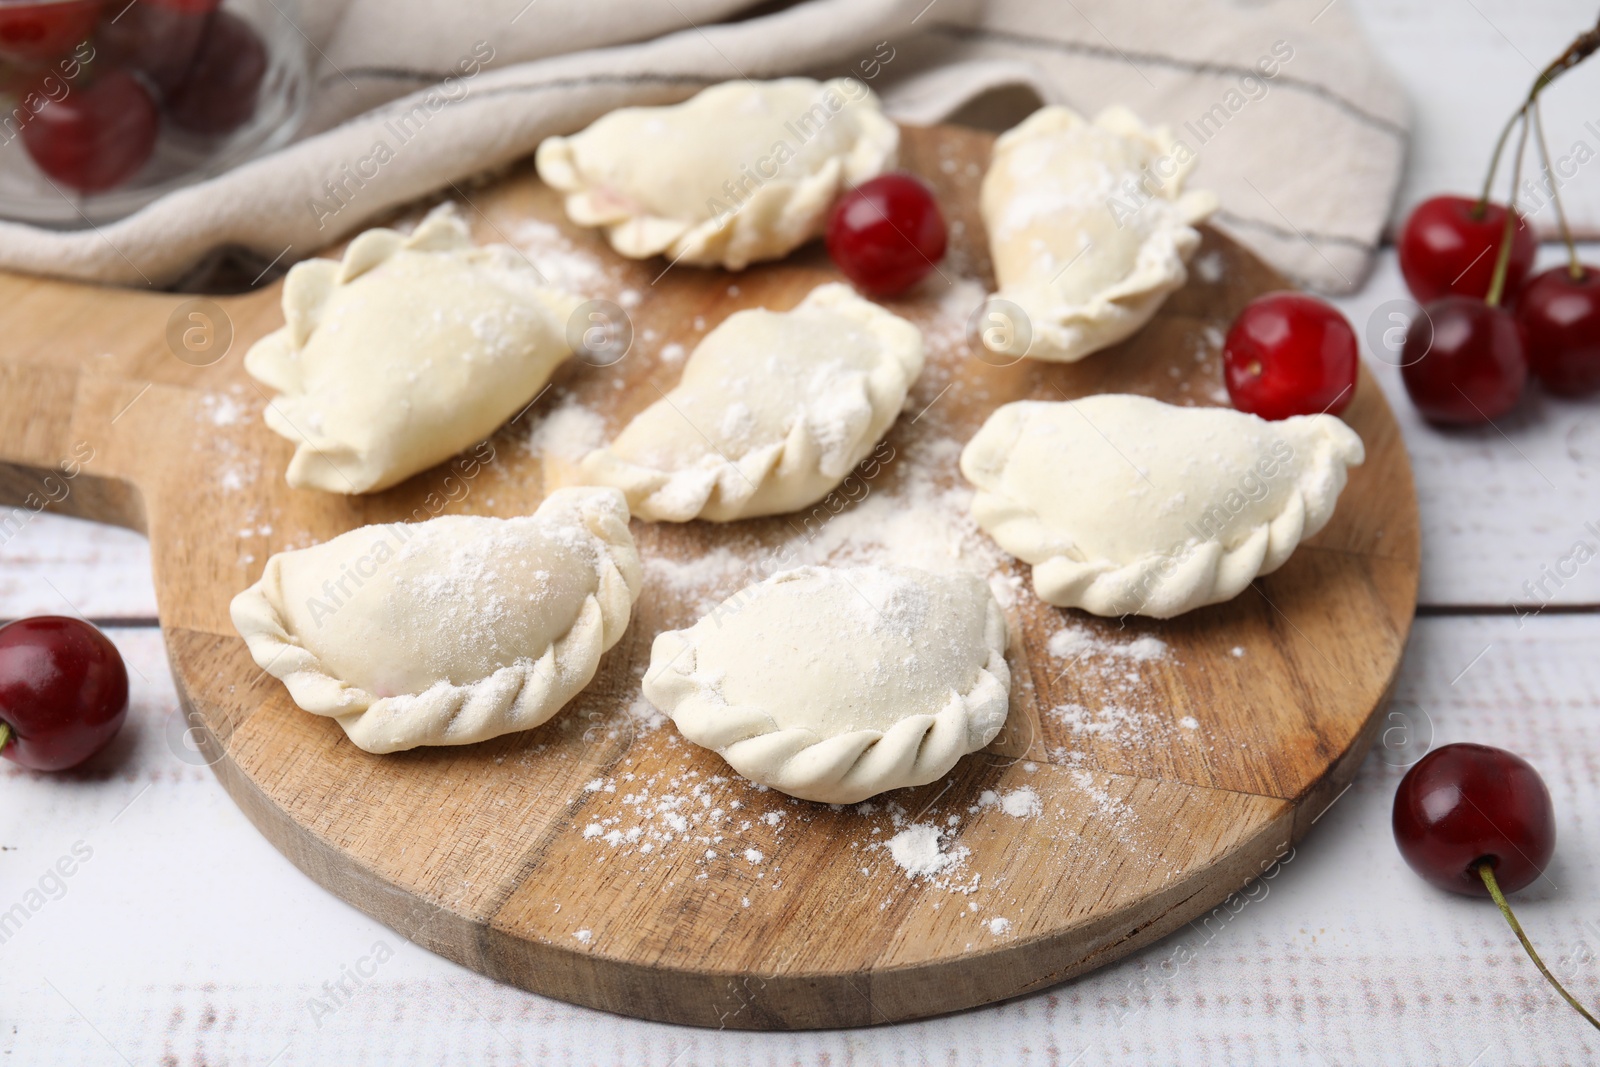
[0,0,307,227]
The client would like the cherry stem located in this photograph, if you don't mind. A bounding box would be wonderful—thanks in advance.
[0,720,8,754]
[1475,13,1600,217]
[1531,100,1584,279]
[1485,108,1530,309]
[1477,862,1600,1032]
[1477,111,1522,217]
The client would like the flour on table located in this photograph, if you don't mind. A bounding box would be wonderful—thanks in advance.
[885,824,967,879]
[1046,622,1203,758]
[972,786,1041,818]
[199,390,248,427]
[506,217,612,293]
[1047,625,1168,664]
[524,395,607,460]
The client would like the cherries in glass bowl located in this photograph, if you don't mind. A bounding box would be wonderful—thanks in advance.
[0,0,304,223]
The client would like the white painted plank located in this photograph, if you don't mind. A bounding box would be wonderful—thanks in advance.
[0,513,155,621]
[1330,241,1600,608]
[4,618,1599,1065]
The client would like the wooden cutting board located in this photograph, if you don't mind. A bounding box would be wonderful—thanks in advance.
[0,124,1418,1029]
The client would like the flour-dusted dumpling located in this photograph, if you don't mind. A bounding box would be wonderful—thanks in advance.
[644,565,1010,804]
[980,106,1217,363]
[579,283,923,522]
[960,395,1364,618]
[245,206,581,494]
[229,488,641,753]
[535,78,898,270]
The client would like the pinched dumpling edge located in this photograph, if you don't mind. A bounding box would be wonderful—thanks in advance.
[228,487,642,754]
[245,204,580,494]
[960,399,1366,618]
[578,283,924,522]
[534,79,899,270]
[984,106,1218,363]
[642,566,1011,804]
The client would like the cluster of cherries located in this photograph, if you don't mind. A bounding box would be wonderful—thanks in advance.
[0,0,269,193]
[1393,21,1600,424]
[1395,193,1599,422]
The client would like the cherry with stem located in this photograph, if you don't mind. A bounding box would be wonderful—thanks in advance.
[1394,742,1599,1032]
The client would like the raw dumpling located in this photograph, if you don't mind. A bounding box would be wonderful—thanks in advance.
[980,106,1216,363]
[229,487,641,753]
[578,282,923,522]
[643,565,1011,804]
[960,395,1364,618]
[245,206,581,494]
[535,78,898,270]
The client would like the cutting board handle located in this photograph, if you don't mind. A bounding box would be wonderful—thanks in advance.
[0,269,279,535]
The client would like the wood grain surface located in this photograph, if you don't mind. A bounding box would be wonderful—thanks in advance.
[0,124,1419,1029]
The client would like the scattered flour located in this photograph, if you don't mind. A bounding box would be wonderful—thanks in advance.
[506,217,612,293]
[999,787,1041,818]
[1052,702,1166,745]
[987,916,1012,936]
[199,391,246,427]
[525,397,607,461]
[886,824,967,879]
[574,929,593,944]
[1047,625,1168,664]
[972,786,1041,818]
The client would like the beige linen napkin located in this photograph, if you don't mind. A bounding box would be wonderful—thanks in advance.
[0,0,1406,292]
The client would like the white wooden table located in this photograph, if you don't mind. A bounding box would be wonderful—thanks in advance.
[7,2,1600,1063]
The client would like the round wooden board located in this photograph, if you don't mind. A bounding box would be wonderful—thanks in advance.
[0,124,1418,1029]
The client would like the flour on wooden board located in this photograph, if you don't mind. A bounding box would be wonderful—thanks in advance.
[1042,621,1210,764]
[523,394,607,461]
[505,216,614,294]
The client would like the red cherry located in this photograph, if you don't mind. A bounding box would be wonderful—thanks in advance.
[0,616,129,772]
[1399,195,1537,304]
[1517,265,1600,397]
[165,11,266,136]
[95,0,218,92]
[0,0,99,67]
[826,172,947,298]
[1395,742,1600,1029]
[1222,292,1358,419]
[20,64,158,192]
[1399,296,1526,424]
[1393,742,1554,897]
